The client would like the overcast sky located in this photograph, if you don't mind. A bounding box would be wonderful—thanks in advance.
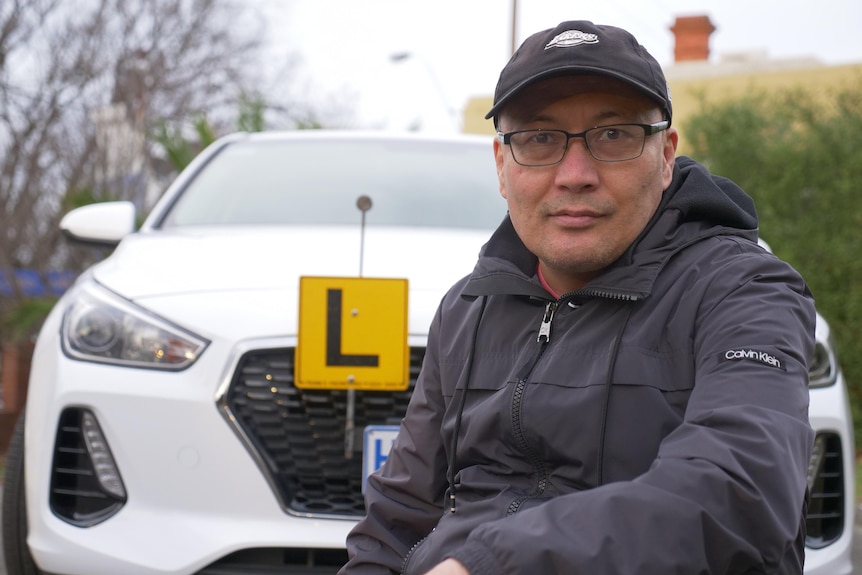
[263,0,862,132]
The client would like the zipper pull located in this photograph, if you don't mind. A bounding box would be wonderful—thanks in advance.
[537,301,557,343]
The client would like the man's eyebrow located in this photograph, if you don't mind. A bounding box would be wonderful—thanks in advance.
[507,111,620,127]
[546,110,638,125]
[589,110,634,124]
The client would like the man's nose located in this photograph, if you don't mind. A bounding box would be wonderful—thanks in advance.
[555,137,600,185]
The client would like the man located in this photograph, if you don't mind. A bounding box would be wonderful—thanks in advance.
[340,20,814,575]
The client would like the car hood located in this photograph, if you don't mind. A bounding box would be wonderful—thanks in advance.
[89,225,494,338]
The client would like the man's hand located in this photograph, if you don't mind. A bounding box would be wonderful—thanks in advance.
[423,558,470,575]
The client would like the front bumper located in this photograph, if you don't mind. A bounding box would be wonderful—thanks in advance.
[25,332,365,575]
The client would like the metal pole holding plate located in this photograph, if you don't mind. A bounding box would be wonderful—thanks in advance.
[345,195,373,459]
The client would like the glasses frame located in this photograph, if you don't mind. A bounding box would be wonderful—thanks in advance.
[497,120,670,166]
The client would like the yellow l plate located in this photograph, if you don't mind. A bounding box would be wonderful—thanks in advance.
[296,276,409,391]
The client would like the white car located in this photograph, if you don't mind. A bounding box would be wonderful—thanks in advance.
[2,131,854,575]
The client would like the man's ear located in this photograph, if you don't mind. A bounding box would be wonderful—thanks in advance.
[661,128,679,188]
[493,138,508,199]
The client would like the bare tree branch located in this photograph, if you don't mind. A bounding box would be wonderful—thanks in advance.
[0,0,266,332]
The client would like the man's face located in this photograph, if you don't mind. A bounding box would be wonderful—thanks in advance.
[494,75,678,295]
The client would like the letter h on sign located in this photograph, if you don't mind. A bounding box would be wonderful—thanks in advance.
[362,425,400,493]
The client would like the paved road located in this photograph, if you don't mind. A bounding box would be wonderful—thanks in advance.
[0,493,861,574]
[0,486,8,575]
[854,508,862,574]
[1,486,7,575]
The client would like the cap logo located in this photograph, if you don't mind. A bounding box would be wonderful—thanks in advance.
[544,30,599,50]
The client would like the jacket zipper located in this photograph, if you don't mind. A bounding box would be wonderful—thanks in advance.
[401,535,427,574]
[508,300,557,515]
[573,288,639,302]
[536,299,556,343]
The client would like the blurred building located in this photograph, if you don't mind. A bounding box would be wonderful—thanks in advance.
[462,15,862,155]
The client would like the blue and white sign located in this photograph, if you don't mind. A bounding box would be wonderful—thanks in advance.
[362,425,400,493]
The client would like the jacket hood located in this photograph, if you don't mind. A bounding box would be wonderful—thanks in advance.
[466,156,759,300]
[659,155,757,232]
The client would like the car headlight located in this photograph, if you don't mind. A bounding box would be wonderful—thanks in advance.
[809,338,838,388]
[61,282,208,370]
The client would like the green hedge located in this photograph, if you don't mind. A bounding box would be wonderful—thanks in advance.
[683,78,862,449]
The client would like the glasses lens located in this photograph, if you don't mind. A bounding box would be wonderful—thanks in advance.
[586,125,646,162]
[509,130,567,166]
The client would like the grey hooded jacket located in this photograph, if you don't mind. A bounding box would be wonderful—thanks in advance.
[340,156,816,575]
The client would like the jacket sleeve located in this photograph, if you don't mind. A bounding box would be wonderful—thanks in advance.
[448,251,816,575]
[339,304,450,574]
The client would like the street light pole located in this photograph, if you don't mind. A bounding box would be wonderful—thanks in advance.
[511,0,518,55]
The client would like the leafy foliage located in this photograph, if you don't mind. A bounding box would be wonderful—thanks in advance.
[153,91,266,172]
[0,298,58,343]
[152,113,219,172]
[684,77,862,447]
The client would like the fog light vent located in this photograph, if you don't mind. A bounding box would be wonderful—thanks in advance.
[50,407,127,526]
[805,432,845,549]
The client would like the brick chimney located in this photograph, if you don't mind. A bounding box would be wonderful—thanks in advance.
[670,15,716,62]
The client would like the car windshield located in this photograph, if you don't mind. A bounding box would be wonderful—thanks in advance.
[159,137,507,230]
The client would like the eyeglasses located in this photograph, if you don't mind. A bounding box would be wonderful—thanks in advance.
[497,121,670,166]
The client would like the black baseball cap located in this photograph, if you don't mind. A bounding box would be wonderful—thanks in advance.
[486,21,672,125]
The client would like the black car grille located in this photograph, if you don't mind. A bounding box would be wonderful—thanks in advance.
[223,347,421,517]
[806,432,846,548]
